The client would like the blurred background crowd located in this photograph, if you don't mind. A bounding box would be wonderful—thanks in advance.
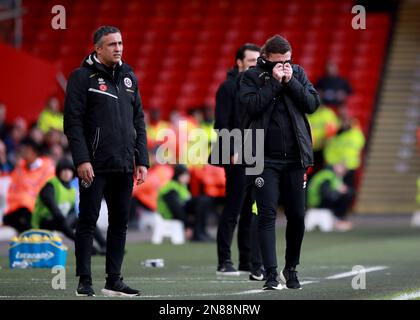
[1,0,419,243]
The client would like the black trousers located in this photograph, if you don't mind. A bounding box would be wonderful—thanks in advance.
[40,216,76,241]
[40,213,107,248]
[309,149,324,179]
[320,191,354,220]
[184,196,212,239]
[76,172,133,277]
[249,212,263,272]
[217,165,253,268]
[255,161,306,272]
[3,207,32,233]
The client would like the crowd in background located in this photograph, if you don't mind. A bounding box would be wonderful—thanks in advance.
[0,60,366,241]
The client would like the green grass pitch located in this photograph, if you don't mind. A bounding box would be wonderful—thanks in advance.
[1,221,420,300]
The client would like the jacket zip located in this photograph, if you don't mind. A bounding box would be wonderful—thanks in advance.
[277,104,287,157]
[285,102,305,168]
[111,71,127,167]
[92,127,100,159]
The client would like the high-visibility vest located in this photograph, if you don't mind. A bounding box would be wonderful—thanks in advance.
[417,177,420,206]
[32,176,76,228]
[147,120,170,148]
[307,105,339,151]
[252,201,258,216]
[307,168,342,208]
[324,126,365,170]
[200,165,226,198]
[38,109,64,133]
[6,157,55,214]
[132,164,173,211]
[157,180,191,220]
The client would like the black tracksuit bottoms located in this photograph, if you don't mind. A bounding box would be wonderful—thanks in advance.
[255,161,306,272]
[217,165,254,268]
[76,172,133,277]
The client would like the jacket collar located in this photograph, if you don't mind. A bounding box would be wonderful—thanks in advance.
[82,52,131,79]
[226,67,239,80]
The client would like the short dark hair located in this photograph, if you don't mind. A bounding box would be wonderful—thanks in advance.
[261,35,292,57]
[235,43,260,64]
[20,137,41,154]
[93,26,121,45]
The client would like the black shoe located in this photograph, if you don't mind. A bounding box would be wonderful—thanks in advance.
[76,277,95,297]
[280,267,302,289]
[102,277,141,297]
[216,262,240,276]
[238,263,251,272]
[192,233,215,242]
[262,270,283,290]
[97,246,106,256]
[249,268,266,281]
[92,245,106,256]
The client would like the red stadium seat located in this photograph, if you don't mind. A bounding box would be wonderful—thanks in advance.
[20,0,390,136]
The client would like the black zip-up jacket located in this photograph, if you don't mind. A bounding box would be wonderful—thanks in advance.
[239,62,320,168]
[64,53,149,173]
[209,68,241,166]
[214,68,240,131]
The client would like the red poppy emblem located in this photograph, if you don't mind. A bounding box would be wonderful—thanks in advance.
[99,84,108,91]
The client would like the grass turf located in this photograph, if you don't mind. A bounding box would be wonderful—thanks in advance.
[1,223,420,300]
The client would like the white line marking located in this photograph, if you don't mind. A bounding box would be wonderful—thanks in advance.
[392,291,420,300]
[0,295,53,298]
[0,281,320,299]
[325,266,389,280]
[300,280,320,285]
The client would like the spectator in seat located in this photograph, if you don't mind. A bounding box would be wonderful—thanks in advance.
[37,96,64,134]
[323,107,365,191]
[146,108,170,150]
[307,163,354,231]
[307,104,339,177]
[315,60,352,107]
[157,164,213,242]
[2,137,55,232]
[4,117,27,166]
[0,139,13,174]
[32,157,106,254]
[130,150,173,228]
[28,124,45,145]
[0,102,8,140]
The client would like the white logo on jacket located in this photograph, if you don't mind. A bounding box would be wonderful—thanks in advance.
[255,177,264,188]
[124,77,132,88]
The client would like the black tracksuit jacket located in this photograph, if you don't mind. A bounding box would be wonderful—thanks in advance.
[64,53,149,172]
[239,61,320,168]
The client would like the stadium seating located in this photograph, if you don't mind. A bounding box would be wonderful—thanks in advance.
[21,0,391,133]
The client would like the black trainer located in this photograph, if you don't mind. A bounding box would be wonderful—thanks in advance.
[280,267,302,289]
[216,262,240,276]
[238,262,251,272]
[76,277,95,297]
[101,277,141,297]
[262,270,283,290]
[249,267,266,281]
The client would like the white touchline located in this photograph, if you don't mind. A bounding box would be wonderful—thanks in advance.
[325,266,389,280]
[0,280,323,299]
[392,290,420,300]
[300,280,320,285]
